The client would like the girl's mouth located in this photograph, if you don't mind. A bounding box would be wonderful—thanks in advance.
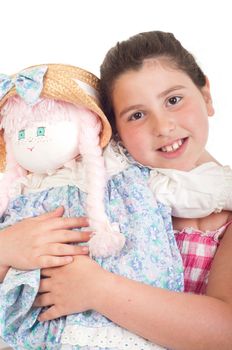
[157,137,188,158]
[159,138,187,153]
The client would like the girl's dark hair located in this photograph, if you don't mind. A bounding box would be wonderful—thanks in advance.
[99,31,206,131]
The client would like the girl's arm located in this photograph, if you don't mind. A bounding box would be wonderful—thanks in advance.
[36,224,232,350]
[0,207,90,281]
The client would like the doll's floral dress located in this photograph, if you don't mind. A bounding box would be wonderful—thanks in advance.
[0,154,183,350]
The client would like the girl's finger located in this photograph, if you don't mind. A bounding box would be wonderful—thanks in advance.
[44,243,89,256]
[38,255,73,269]
[38,278,51,293]
[34,207,64,221]
[40,266,59,277]
[48,230,91,244]
[38,305,61,322]
[34,292,52,307]
[47,216,90,231]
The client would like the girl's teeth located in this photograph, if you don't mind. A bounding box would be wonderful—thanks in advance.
[172,142,179,150]
[161,139,184,152]
[164,145,173,152]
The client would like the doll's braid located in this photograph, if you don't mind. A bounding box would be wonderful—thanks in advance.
[79,109,125,257]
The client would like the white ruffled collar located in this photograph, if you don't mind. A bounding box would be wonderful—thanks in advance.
[9,159,87,197]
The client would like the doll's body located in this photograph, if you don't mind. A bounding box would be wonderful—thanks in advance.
[0,163,183,350]
[0,65,183,350]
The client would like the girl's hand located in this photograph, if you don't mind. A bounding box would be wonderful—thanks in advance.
[0,207,91,271]
[34,256,106,321]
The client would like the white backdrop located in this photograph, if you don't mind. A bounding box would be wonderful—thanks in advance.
[0,2,231,347]
[1,0,232,166]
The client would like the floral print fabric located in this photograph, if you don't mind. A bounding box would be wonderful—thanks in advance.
[0,165,183,349]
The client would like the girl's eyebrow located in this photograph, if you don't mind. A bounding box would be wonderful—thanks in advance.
[158,85,186,99]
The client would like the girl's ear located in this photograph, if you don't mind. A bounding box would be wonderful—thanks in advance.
[202,77,215,117]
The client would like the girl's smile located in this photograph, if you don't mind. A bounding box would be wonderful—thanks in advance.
[157,137,189,159]
[112,59,214,171]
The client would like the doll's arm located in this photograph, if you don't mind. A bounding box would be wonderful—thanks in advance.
[149,163,232,218]
[0,207,90,281]
[36,228,232,350]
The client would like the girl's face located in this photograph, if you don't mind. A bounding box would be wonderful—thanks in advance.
[112,59,214,171]
[11,120,80,173]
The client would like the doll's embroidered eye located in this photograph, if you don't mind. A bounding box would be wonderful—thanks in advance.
[18,129,25,140]
[37,127,45,136]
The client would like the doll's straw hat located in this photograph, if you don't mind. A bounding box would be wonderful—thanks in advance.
[0,64,112,172]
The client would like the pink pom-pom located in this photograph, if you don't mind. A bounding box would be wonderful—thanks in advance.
[88,222,125,258]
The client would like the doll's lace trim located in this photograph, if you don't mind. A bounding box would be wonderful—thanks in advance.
[103,140,129,178]
[9,159,88,196]
[61,324,165,349]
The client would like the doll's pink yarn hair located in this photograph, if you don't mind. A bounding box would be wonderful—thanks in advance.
[0,96,125,257]
[0,134,27,214]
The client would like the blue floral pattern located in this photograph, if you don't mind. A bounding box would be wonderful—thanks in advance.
[0,165,183,349]
[0,66,47,105]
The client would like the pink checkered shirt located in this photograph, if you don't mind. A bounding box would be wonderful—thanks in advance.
[175,221,232,294]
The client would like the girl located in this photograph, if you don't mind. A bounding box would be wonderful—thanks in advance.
[34,31,232,350]
[0,63,182,349]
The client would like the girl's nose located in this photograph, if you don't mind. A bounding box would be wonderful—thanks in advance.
[152,115,176,137]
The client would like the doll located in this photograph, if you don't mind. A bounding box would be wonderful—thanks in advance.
[0,64,124,257]
[0,64,183,350]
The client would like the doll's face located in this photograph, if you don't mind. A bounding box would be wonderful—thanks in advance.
[11,120,80,173]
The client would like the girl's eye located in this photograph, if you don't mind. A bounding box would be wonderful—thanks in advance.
[128,111,144,121]
[167,96,182,106]
[37,127,46,137]
[18,129,25,140]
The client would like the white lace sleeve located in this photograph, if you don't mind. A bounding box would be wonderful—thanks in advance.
[148,162,232,218]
